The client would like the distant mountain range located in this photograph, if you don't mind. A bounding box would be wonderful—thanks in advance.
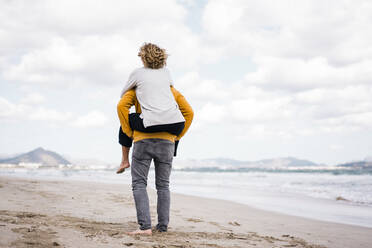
[173,157,372,171]
[0,147,70,167]
[0,147,371,170]
[337,161,372,169]
[172,157,320,170]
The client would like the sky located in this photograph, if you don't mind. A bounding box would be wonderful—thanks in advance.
[0,0,371,165]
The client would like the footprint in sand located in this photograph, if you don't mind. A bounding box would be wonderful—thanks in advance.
[186,218,203,223]
[228,221,241,226]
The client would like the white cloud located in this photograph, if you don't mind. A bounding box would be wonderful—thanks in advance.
[228,82,372,135]
[186,0,372,140]
[0,0,187,38]
[294,85,372,118]
[197,102,227,124]
[0,96,109,127]
[202,0,372,62]
[0,97,73,122]
[0,97,26,118]
[176,71,229,101]
[71,111,107,128]
[315,112,372,132]
[233,123,295,141]
[20,92,46,105]
[29,108,73,122]
[0,0,205,88]
[0,96,73,122]
[177,0,197,8]
[175,65,372,136]
[244,56,372,91]
[3,36,138,86]
[199,0,372,123]
[330,144,343,151]
[230,96,293,122]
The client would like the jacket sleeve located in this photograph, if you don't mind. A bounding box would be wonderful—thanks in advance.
[171,87,194,140]
[117,89,137,138]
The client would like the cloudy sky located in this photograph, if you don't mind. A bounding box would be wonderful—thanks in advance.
[1,0,371,165]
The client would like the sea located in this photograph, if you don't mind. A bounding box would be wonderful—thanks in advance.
[1,164,372,228]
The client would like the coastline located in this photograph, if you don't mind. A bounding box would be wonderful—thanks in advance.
[0,176,371,247]
[2,168,372,228]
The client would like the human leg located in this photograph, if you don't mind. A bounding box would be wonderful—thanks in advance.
[116,146,130,173]
[129,113,185,136]
[118,126,133,147]
[117,126,132,174]
[131,140,152,231]
[153,140,174,232]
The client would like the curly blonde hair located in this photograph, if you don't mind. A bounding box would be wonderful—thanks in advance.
[138,43,168,69]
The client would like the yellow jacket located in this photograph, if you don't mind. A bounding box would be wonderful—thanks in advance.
[117,87,194,143]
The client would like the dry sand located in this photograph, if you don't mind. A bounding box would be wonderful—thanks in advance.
[0,175,371,248]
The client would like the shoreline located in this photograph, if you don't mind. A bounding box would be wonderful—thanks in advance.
[2,169,372,229]
[1,175,371,247]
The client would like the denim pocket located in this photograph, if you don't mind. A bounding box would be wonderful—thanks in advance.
[132,141,150,160]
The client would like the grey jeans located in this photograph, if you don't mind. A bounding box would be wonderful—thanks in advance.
[131,139,174,231]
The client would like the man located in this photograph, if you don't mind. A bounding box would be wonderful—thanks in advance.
[117,86,193,235]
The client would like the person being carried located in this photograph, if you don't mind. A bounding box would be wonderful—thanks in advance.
[116,43,185,174]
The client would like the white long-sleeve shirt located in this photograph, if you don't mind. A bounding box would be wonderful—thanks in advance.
[120,67,185,128]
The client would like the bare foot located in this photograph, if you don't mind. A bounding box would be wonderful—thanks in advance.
[126,229,152,236]
[116,161,130,174]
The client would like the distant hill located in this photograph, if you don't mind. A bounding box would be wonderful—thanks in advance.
[337,161,372,168]
[173,156,319,170]
[2,148,371,171]
[364,156,372,162]
[253,157,317,167]
[0,147,71,167]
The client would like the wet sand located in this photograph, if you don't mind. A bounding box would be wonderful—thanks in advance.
[0,176,371,248]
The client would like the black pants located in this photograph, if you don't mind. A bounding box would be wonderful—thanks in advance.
[119,113,185,156]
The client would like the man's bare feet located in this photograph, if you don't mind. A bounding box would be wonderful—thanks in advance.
[116,161,130,174]
[126,229,152,235]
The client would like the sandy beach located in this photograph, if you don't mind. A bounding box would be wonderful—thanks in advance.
[0,176,371,248]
